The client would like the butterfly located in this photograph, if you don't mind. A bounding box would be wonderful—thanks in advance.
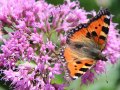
[60,9,110,80]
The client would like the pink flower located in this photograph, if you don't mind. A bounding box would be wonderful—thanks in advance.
[103,22,120,64]
[41,55,51,62]
[30,33,43,44]
[46,41,55,51]
[60,34,67,45]
[94,60,106,74]
[81,71,95,85]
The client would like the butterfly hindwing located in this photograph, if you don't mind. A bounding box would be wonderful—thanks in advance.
[62,46,96,79]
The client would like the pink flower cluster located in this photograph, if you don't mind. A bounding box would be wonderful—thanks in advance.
[0,0,119,89]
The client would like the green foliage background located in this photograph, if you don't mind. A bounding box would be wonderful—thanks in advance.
[0,0,120,90]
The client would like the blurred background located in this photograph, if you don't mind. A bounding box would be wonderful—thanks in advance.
[0,0,120,90]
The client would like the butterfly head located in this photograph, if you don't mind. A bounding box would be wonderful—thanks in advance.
[98,52,107,61]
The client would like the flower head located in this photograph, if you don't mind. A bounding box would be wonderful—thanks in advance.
[103,22,120,64]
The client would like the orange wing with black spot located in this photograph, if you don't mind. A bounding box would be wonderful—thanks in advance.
[60,9,110,80]
[60,46,96,80]
[87,9,110,50]
[67,9,110,50]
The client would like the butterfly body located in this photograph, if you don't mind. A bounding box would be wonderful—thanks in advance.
[60,9,110,80]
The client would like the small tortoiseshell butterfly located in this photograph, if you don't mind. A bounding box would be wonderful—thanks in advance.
[60,9,110,80]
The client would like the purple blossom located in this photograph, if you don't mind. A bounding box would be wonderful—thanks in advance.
[26,47,34,61]
[30,33,43,44]
[40,44,47,53]
[41,55,51,62]
[44,84,55,90]
[46,41,55,51]
[94,60,106,74]
[81,71,95,85]
[59,34,67,45]
[48,63,61,78]
[0,0,120,89]
[103,22,120,64]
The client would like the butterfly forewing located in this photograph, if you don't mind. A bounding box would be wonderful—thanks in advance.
[67,26,96,49]
[87,10,110,50]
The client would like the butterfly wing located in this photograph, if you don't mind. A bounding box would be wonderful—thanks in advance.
[61,9,110,80]
[61,46,96,80]
[67,24,96,48]
[87,9,110,50]
[67,9,110,50]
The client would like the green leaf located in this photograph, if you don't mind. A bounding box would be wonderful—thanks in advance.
[51,74,65,84]
[0,86,9,90]
[16,60,36,68]
[3,27,14,33]
[50,30,59,44]
[2,34,10,39]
